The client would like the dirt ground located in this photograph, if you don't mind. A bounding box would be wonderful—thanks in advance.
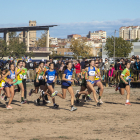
[0,83,140,140]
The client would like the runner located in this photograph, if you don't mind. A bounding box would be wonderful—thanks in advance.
[13,60,26,104]
[119,61,133,105]
[29,61,45,96]
[94,60,104,104]
[51,62,77,111]
[75,61,90,103]
[85,60,101,106]
[44,62,59,108]
[22,61,28,100]
[2,63,17,109]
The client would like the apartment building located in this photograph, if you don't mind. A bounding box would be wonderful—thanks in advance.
[119,26,140,40]
[67,34,81,39]
[87,30,106,41]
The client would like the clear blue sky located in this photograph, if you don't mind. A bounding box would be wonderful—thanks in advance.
[0,0,140,38]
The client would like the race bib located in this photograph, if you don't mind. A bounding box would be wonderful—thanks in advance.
[89,71,95,76]
[23,75,27,79]
[2,82,5,87]
[126,76,129,80]
[19,74,23,79]
[96,76,100,79]
[39,76,43,80]
[11,74,15,79]
[49,76,54,81]
[46,75,48,78]
[30,63,33,67]
[68,75,72,80]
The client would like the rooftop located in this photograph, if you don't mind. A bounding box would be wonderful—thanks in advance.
[0,25,58,33]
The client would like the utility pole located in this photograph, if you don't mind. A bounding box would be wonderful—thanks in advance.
[114,30,116,63]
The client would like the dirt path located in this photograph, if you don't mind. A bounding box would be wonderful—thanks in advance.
[0,83,140,140]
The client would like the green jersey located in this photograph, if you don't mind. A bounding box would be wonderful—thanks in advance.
[120,68,130,83]
[22,68,27,79]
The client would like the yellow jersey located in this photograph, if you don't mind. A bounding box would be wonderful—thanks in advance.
[94,68,100,81]
[17,68,23,81]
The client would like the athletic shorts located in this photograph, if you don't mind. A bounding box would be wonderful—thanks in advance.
[86,80,94,84]
[94,80,100,85]
[119,83,129,88]
[61,85,71,89]
[4,82,13,88]
[47,82,55,89]
[34,79,45,87]
[13,80,22,85]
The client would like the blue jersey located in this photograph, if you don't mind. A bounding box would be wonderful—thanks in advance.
[62,69,73,86]
[7,70,15,79]
[88,67,95,76]
[45,70,57,83]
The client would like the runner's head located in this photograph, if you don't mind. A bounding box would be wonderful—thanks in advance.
[95,60,99,68]
[39,61,44,68]
[9,63,15,71]
[125,61,130,69]
[66,62,72,69]
[1,68,6,75]
[89,60,94,67]
[49,63,54,70]
[17,60,23,68]
[22,60,26,67]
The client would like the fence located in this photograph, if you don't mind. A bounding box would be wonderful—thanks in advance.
[26,69,140,87]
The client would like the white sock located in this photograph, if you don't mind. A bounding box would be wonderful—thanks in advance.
[126,100,129,103]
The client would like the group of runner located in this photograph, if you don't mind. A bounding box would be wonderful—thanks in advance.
[0,58,132,111]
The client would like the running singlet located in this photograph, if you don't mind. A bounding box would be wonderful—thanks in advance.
[120,68,130,83]
[1,75,7,87]
[62,69,73,86]
[17,68,23,81]
[22,68,27,79]
[94,68,100,80]
[88,67,95,76]
[45,70,57,83]
[7,70,15,79]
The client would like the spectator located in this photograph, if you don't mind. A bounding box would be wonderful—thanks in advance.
[98,58,104,70]
[134,59,140,70]
[114,59,120,70]
[108,65,115,86]
[49,58,55,67]
[104,58,110,71]
[120,60,126,70]
[74,60,81,84]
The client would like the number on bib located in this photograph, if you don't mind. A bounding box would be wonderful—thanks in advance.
[89,71,95,76]
[11,74,15,79]
[19,74,23,79]
[39,76,43,80]
[2,82,5,87]
[49,76,54,81]
[68,75,72,80]
[23,75,27,79]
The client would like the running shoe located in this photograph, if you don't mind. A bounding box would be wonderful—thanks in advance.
[125,102,132,106]
[86,96,92,101]
[1,94,4,100]
[29,89,33,96]
[46,100,51,103]
[97,102,101,107]
[21,100,27,104]
[99,99,103,104]
[51,91,58,97]
[6,105,13,109]
[34,99,40,106]
[53,104,59,109]
[4,96,7,101]
[70,106,77,111]
[75,90,79,98]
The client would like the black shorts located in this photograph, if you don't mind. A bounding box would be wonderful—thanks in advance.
[47,82,55,89]
[61,85,71,89]
[119,83,129,88]
[34,80,45,87]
